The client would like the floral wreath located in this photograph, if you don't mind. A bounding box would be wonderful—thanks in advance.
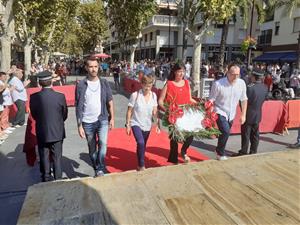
[161,99,221,143]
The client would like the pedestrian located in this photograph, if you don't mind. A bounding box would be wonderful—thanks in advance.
[30,71,68,182]
[8,69,30,127]
[158,63,197,164]
[125,75,160,171]
[236,69,268,156]
[75,57,114,177]
[112,63,120,90]
[209,63,248,160]
[0,72,15,144]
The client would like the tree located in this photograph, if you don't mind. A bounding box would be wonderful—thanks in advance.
[0,0,15,72]
[14,0,80,75]
[106,0,157,67]
[218,0,268,70]
[36,0,80,64]
[76,0,108,54]
[177,0,236,96]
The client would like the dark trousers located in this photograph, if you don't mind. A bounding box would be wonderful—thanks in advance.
[132,126,150,167]
[216,114,233,156]
[38,141,63,182]
[114,76,120,90]
[13,99,26,126]
[168,136,193,163]
[240,123,259,154]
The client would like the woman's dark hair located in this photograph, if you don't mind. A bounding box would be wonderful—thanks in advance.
[167,63,185,81]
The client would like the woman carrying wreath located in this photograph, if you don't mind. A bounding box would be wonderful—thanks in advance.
[125,75,160,171]
[158,63,197,164]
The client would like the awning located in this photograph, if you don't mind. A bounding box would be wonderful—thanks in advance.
[279,52,298,62]
[253,52,288,62]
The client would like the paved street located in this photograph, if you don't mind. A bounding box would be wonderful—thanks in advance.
[0,76,298,225]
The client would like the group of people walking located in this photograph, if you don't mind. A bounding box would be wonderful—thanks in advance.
[27,56,296,182]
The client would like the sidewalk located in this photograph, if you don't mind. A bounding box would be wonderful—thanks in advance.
[0,76,298,225]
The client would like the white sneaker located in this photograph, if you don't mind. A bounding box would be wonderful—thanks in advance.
[4,129,13,134]
[7,127,16,131]
[14,125,21,128]
[217,155,228,161]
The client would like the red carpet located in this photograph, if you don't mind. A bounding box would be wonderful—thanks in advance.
[106,128,210,173]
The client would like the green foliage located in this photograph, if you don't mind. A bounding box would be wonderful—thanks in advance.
[14,0,80,49]
[178,0,237,33]
[105,0,158,44]
[276,0,300,17]
[76,0,108,53]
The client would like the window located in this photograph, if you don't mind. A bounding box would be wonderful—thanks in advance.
[144,34,147,42]
[150,32,153,41]
[293,17,300,33]
[275,22,280,35]
[174,31,178,45]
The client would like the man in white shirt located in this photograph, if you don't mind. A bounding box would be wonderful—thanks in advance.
[75,57,114,177]
[8,70,30,127]
[209,63,248,160]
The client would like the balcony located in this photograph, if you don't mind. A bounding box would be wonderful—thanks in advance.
[147,15,181,27]
[257,34,272,46]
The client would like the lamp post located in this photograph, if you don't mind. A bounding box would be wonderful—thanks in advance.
[246,0,255,69]
[168,0,171,53]
[297,31,300,70]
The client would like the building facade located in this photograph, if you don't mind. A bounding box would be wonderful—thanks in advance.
[255,5,300,64]
[106,0,260,63]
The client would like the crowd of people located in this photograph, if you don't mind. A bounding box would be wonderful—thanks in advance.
[0,66,30,144]
[1,56,299,182]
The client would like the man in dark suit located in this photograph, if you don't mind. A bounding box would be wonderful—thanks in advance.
[30,71,68,182]
[237,68,268,156]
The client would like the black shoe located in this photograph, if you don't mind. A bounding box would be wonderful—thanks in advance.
[289,143,300,149]
[231,152,246,157]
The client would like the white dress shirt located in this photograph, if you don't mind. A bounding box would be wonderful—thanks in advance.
[209,77,247,121]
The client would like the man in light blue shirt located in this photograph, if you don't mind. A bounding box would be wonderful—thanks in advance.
[209,63,248,160]
[9,70,30,127]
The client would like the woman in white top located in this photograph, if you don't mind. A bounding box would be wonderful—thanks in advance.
[125,75,160,171]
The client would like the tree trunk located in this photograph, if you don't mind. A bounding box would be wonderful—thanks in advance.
[297,31,300,70]
[130,42,138,71]
[192,41,202,97]
[44,52,50,66]
[34,48,39,63]
[218,19,230,71]
[40,48,50,66]
[0,37,12,72]
[24,43,32,78]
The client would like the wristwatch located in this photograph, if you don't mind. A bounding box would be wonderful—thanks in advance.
[125,123,130,128]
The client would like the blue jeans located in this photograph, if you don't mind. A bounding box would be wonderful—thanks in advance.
[216,114,233,156]
[131,126,150,167]
[82,120,109,173]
